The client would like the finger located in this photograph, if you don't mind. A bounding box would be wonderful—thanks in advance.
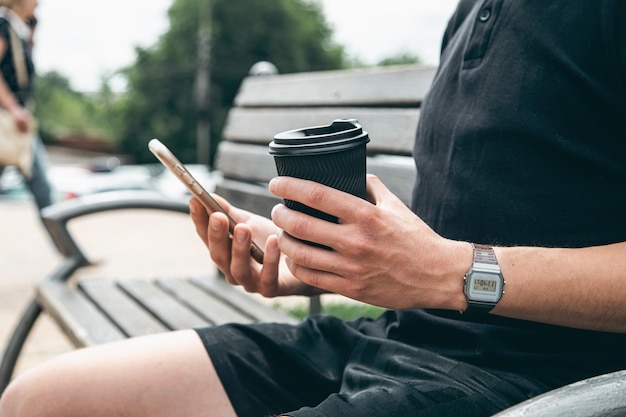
[207,212,234,279]
[275,229,344,281]
[283,256,346,296]
[271,203,339,249]
[257,235,281,297]
[228,224,258,289]
[269,177,360,221]
[189,198,209,245]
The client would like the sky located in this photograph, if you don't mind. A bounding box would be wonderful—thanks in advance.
[33,0,459,92]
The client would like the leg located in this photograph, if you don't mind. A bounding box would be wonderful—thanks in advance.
[21,134,53,211]
[0,330,236,417]
[0,165,5,192]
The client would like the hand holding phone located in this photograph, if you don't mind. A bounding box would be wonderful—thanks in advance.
[148,138,264,264]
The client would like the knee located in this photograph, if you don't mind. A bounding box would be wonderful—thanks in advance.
[0,376,30,416]
[0,370,51,416]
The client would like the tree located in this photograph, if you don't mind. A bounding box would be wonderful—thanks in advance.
[116,0,346,165]
[34,71,118,146]
[377,52,422,67]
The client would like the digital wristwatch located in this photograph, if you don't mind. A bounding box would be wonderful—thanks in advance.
[463,244,505,313]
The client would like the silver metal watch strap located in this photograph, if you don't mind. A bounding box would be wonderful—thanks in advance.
[473,243,498,265]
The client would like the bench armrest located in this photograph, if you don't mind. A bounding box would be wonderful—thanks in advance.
[41,191,190,263]
[493,369,626,416]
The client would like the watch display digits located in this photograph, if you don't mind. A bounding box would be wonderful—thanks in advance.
[463,244,505,313]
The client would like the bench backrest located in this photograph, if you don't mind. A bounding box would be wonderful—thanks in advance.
[215,64,437,217]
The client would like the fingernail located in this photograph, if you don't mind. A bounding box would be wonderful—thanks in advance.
[270,204,281,219]
[209,216,221,231]
[268,177,279,193]
[234,228,246,243]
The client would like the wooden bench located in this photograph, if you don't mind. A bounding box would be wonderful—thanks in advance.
[0,63,435,394]
[214,63,437,217]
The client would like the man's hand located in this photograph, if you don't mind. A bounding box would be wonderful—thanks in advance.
[269,174,471,311]
[189,195,321,298]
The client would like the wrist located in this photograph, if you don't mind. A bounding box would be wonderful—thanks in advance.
[432,240,473,311]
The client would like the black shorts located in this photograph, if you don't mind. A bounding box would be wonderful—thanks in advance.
[194,311,551,417]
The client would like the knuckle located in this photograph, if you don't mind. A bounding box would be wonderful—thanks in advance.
[291,245,312,266]
[348,258,368,276]
[306,183,328,207]
[224,274,238,286]
[351,236,372,255]
[208,246,227,265]
[347,280,367,299]
[355,203,379,226]
[290,215,310,238]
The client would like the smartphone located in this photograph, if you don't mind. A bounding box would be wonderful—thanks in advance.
[148,138,264,264]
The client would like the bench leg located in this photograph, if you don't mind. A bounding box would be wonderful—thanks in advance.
[0,300,42,395]
[309,295,322,316]
[0,255,89,395]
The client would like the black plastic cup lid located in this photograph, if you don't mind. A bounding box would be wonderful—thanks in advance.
[269,119,370,156]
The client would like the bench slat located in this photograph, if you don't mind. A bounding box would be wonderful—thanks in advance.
[235,65,436,107]
[222,107,419,155]
[191,276,298,324]
[37,281,126,347]
[215,179,279,218]
[156,278,254,325]
[217,142,415,185]
[214,142,276,181]
[117,279,210,330]
[215,143,415,206]
[79,279,168,337]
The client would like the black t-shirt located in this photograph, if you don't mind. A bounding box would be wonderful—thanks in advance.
[0,15,35,106]
[398,0,626,386]
[413,0,626,248]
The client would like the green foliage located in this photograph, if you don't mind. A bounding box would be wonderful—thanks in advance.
[116,0,347,165]
[275,301,387,321]
[34,2,424,158]
[377,52,422,66]
[34,71,120,145]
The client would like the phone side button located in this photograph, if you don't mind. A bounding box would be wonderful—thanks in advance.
[175,163,185,174]
[192,183,204,195]
[182,172,194,185]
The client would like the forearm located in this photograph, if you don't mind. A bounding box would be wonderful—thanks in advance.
[0,39,22,112]
[0,75,21,111]
[491,242,626,333]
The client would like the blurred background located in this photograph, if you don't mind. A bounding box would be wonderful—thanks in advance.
[0,0,458,205]
[0,0,458,203]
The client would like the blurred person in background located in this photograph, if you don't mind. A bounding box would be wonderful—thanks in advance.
[0,0,52,211]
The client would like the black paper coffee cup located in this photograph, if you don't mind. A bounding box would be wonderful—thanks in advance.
[269,119,370,224]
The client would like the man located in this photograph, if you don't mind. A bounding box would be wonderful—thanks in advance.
[0,1,624,416]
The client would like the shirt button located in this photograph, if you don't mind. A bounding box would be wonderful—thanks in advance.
[479,8,491,22]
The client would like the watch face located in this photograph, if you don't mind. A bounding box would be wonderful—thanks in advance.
[467,271,503,303]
